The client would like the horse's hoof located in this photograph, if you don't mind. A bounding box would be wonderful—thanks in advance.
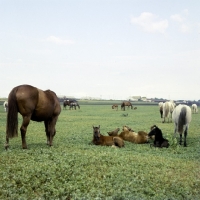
[4,144,9,150]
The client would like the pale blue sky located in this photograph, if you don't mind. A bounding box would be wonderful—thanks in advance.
[0,0,200,100]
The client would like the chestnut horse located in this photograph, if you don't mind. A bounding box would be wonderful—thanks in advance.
[92,126,124,147]
[109,126,148,144]
[121,101,133,111]
[5,84,61,149]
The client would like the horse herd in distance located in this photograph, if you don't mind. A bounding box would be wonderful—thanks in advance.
[93,100,197,149]
[2,84,198,150]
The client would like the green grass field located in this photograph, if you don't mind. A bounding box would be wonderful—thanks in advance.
[0,104,199,199]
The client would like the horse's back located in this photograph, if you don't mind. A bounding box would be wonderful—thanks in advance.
[172,104,192,124]
[12,85,38,115]
[32,89,61,121]
[11,85,60,121]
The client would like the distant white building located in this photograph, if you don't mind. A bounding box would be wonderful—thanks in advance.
[129,96,141,101]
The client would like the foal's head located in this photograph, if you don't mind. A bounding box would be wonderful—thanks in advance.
[148,125,163,139]
[93,125,101,140]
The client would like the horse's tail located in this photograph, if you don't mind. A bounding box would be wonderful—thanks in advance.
[178,107,187,134]
[164,102,170,117]
[6,87,19,138]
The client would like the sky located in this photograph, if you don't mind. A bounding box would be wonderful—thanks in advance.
[0,0,200,100]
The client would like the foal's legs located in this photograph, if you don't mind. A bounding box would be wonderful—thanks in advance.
[20,116,31,149]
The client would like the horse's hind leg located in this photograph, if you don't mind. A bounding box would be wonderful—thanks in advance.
[45,117,58,146]
[179,133,183,145]
[5,135,9,150]
[20,116,31,149]
[44,121,50,145]
[183,127,188,147]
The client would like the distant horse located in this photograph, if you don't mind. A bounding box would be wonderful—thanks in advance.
[192,104,198,114]
[5,84,61,149]
[63,99,75,109]
[172,104,192,147]
[117,126,148,144]
[107,128,120,136]
[69,102,80,110]
[121,101,133,111]
[92,126,124,147]
[148,125,169,148]
[112,104,118,111]
[161,101,175,123]
[3,101,8,112]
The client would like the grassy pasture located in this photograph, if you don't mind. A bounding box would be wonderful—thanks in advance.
[0,104,199,199]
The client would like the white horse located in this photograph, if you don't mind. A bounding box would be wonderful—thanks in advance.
[172,104,192,147]
[191,104,198,114]
[161,101,176,123]
[169,100,176,113]
[3,101,8,112]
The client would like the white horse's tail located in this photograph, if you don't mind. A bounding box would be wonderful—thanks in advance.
[178,107,187,133]
[163,102,170,117]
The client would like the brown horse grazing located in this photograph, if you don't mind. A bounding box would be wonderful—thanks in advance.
[117,126,148,144]
[5,84,61,149]
[107,128,120,136]
[121,101,133,111]
[112,104,118,110]
[92,126,124,147]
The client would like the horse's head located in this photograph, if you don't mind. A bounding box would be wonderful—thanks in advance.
[122,126,130,132]
[148,125,163,140]
[93,125,100,140]
[148,125,159,136]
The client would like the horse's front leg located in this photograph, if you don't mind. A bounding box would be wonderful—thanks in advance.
[44,121,50,145]
[20,116,31,149]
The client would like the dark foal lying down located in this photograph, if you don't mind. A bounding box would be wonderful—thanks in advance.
[148,125,169,148]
